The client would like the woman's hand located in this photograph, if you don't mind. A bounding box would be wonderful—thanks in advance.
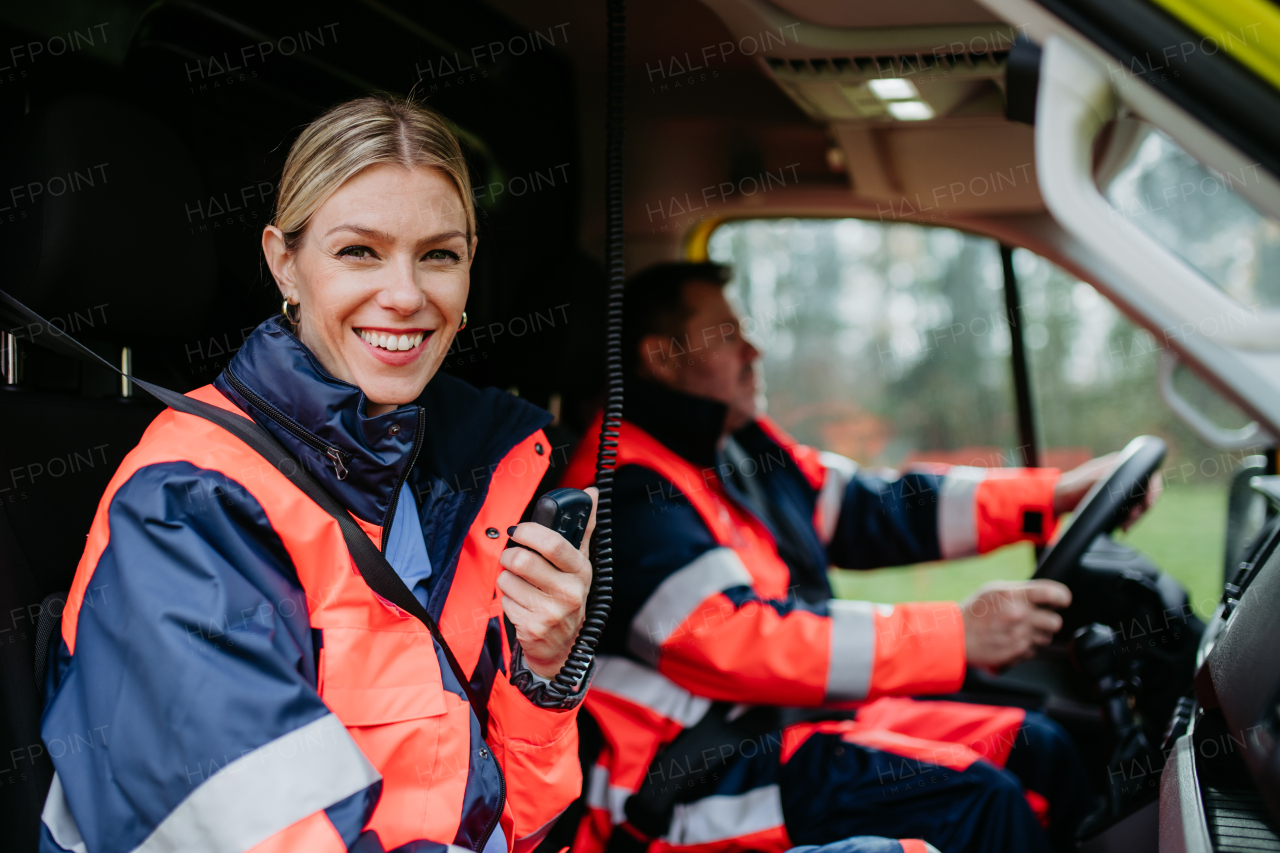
[497,487,598,679]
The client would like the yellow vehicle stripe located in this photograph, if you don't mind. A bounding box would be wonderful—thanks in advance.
[682,215,720,261]
[1147,0,1280,91]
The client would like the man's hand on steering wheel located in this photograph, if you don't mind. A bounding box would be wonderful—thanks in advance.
[1053,453,1163,532]
[959,438,1168,670]
[961,579,1073,669]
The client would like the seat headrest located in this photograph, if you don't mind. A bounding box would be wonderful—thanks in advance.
[0,93,216,343]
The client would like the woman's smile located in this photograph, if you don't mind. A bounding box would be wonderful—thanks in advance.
[354,326,433,365]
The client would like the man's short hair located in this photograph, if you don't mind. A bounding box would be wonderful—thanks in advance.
[623,261,733,375]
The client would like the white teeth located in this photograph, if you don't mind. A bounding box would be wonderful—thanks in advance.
[357,329,424,352]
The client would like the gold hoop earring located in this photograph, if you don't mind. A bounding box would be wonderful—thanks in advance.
[458,311,467,331]
[282,299,301,325]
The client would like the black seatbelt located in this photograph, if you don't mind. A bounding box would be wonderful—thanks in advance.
[722,437,826,601]
[0,291,488,726]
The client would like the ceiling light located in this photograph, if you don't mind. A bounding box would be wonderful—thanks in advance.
[868,78,919,101]
[887,100,935,121]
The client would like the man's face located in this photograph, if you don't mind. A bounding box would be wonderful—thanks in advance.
[639,281,761,433]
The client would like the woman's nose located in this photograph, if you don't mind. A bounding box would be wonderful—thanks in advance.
[377,261,426,314]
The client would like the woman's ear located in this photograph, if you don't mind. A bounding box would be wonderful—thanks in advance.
[467,234,479,267]
[262,225,297,300]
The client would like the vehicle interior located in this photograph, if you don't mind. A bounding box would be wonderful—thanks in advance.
[2,0,1279,851]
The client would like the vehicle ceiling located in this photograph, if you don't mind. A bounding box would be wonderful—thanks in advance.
[4,0,1275,435]
[493,0,1280,439]
[489,0,1044,269]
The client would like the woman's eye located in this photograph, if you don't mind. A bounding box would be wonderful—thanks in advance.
[337,245,374,259]
[423,248,460,262]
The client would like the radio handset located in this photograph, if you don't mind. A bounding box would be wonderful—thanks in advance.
[508,487,594,552]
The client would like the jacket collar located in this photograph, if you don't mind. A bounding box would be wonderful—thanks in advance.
[214,316,550,528]
[623,378,782,475]
[623,378,831,602]
[623,378,728,469]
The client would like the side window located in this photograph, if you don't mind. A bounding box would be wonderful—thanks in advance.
[707,219,1032,604]
[1100,123,1280,310]
[1014,249,1257,616]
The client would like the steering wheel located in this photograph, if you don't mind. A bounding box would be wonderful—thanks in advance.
[1033,435,1166,582]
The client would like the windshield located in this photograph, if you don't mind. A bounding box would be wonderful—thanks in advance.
[1102,125,1280,309]
[707,218,1019,465]
[708,218,1256,615]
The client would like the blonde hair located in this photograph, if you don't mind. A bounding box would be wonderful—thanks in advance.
[274,94,475,250]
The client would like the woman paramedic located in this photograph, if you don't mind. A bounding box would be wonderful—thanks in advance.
[38,94,596,853]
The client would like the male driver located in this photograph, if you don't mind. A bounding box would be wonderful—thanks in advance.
[562,262,1157,853]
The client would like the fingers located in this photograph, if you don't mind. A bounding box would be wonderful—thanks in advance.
[1013,590,1064,652]
[962,579,1070,669]
[507,521,590,577]
[1021,579,1072,609]
[499,546,588,600]
[499,493,597,679]
[1147,471,1164,506]
[1088,452,1120,476]
[497,566,583,640]
[579,487,599,559]
[498,580,536,623]
[496,568,542,611]
[1122,471,1164,531]
[1055,452,1130,515]
[1028,606,1063,635]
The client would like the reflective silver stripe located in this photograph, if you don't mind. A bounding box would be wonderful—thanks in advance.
[924,844,943,853]
[938,466,987,559]
[824,599,879,702]
[42,774,88,853]
[129,713,380,853]
[667,784,784,846]
[628,548,753,664]
[814,452,857,545]
[592,655,712,727]
[586,763,631,825]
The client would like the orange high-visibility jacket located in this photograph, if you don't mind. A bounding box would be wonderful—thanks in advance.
[561,380,1059,853]
[40,317,585,853]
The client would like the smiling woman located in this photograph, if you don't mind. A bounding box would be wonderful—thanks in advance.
[262,97,478,415]
[38,94,596,853]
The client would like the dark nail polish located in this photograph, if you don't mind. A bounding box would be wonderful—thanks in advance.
[507,526,517,536]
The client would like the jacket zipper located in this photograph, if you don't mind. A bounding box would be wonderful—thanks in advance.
[381,405,427,551]
[477,754,506,852]
[227,371,505,838]
[377,405,505,848]
[225,368,352,480]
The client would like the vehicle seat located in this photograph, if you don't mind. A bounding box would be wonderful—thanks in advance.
[0,93,216,851]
